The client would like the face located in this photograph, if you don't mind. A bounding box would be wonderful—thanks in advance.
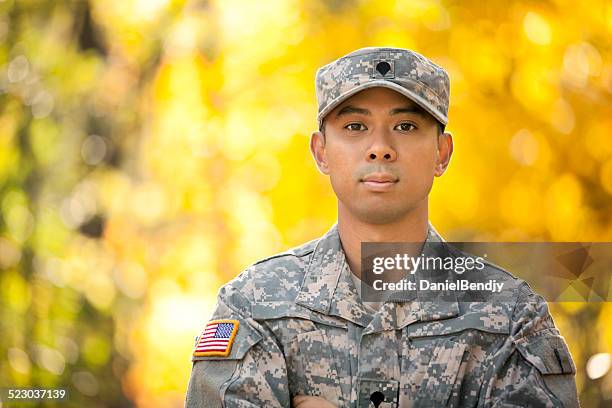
[310,87,453,225]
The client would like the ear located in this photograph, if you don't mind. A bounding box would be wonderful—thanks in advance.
[434,131,453,177]
[310,130,330,175]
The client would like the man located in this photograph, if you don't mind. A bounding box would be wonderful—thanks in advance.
[185,47,579,407]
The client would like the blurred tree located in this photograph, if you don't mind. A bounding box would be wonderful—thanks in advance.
[0,0,611,407]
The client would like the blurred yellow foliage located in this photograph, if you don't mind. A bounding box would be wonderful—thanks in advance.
[1,0,611,407]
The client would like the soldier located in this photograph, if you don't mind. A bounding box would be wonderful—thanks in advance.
[185,47,580,407]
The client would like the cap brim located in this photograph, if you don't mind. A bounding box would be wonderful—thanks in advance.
[317,79,448,127]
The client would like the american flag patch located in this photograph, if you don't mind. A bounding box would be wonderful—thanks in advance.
[193,319,240,357]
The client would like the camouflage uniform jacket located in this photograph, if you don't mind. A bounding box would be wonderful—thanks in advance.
[185,224,579,408]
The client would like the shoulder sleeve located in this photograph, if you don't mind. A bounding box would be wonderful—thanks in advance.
[185,279,290,408]
[481,282,580,408]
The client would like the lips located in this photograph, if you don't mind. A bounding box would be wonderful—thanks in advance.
[361,173,398,183]
[360,173,399,192]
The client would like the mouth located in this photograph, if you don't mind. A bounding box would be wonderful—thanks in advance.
[360,173,399,191]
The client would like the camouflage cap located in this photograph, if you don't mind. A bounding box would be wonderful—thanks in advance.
[315,47,450,129]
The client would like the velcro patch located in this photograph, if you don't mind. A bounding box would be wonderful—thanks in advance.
[193,319,240,357]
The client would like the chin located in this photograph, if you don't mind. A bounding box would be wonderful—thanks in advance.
[352,205,412,225]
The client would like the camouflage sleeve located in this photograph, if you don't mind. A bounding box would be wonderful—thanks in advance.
[185,284,290,408]
[481,282,580,408]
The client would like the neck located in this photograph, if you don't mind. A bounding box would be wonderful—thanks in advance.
[338,201,429,279]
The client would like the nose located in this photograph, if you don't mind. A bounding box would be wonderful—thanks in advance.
[365,132,397,162]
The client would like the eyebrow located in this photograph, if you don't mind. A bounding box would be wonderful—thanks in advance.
[335,105,429,118]
[335,106,370,117]
[390,106,428,117]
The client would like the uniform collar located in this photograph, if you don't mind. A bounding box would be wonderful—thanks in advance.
[295,222,460,329]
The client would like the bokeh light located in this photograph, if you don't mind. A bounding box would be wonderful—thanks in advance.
[1,0,611,407]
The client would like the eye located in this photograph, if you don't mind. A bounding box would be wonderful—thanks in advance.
[345,123,367,132]
[395,122,417,132]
